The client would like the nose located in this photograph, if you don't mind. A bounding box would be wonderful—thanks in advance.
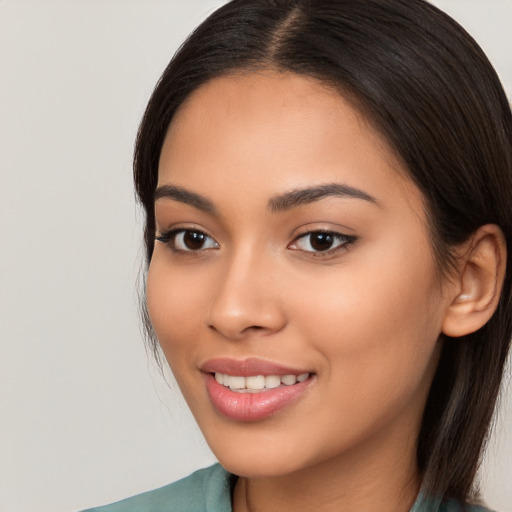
[207,250,287,340]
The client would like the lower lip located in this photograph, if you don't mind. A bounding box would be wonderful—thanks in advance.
[204,373,314,422]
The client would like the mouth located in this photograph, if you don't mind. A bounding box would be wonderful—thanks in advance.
[201,358,315,421]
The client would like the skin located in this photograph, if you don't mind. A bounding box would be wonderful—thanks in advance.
[146,71,460,512]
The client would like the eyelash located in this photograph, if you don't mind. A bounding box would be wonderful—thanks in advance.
[155,228,219,252]
[289,231,357,256]
[155,229,357,256]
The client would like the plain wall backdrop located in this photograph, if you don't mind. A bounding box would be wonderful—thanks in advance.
[1,1,511,511]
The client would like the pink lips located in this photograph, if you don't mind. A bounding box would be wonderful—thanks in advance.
[202,358,314,422]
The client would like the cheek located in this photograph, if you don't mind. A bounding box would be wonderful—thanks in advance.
[146,255,208,366]
[290,239,444,404]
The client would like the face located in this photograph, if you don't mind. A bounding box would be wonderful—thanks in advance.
[147,72,452,479]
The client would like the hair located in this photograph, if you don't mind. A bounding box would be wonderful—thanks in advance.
[133,0,512,504]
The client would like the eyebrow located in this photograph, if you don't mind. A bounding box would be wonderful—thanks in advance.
[154,185,217,214]
[153,182,378,215]
[268,183,378,212]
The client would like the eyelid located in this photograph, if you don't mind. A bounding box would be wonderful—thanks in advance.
[155,227,219,252]
[154,225,356,256]
[288,230,357,254]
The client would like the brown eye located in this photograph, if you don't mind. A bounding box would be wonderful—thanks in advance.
[174,230,219,251]
[182,231,208,250]
[156,229,219,252]
[289,231,356,254]
[309,232,335,251]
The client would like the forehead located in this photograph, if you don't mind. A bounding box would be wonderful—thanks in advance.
[158,71,422,216]
[172,71,350,129]
[164,72,388,156]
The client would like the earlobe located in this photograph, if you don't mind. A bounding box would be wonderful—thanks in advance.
[442,224,506,338]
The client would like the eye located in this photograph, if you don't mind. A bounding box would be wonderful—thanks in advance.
[155,229,219,252]
[289,231,356,253]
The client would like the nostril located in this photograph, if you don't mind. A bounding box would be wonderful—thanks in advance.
[207,297,287,339]
[208,322,273,340]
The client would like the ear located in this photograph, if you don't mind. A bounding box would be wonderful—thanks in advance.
[442,224,507,338]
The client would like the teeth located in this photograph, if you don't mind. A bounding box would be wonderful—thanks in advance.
[281,374,296,385]
[214,372,310,392]
[265,375,281,389]
[246,375,265,390]
[229,376,246,389]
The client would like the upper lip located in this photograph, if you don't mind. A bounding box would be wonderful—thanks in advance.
[201,357,312,376]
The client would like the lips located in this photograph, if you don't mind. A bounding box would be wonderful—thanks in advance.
[202,358,315,422]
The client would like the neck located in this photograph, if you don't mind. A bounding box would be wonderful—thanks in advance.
[232,423,421,512]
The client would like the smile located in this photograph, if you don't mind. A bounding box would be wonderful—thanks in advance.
[214,372,310,392]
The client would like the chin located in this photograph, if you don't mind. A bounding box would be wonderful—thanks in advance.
[217,453,302,479]
[200,423,316,479]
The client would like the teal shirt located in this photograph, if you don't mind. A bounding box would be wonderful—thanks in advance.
[82,464,495,512]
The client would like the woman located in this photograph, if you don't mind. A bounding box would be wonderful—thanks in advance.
[85,0,512,510]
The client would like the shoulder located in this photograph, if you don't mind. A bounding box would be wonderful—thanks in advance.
[80,464,234,512]
[412,494,498,512]
[439,500,497,512]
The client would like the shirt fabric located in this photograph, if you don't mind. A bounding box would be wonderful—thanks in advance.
[81,463,495,512]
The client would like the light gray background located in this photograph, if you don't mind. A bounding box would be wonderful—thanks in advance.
[1,1,511,511]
